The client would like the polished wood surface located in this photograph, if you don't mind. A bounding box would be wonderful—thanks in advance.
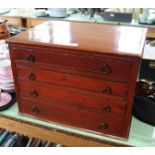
[0,23,8,33]
[7,20,147,58]
[20,97,124,137]
[0,16,23,27]
[7,21,146,139]
[11,47,133,82]
[26,18,49,28]
[2,14,155,39]
[18,81,127,115]
[0,32,10,39]
[17,65,128,97]
[147,28,155,38]
[0,115,127,147]
[0,19,10,39]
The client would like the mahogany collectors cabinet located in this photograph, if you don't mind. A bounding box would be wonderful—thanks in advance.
[7,21,147,139]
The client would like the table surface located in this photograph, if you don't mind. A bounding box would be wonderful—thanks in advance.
[0,103,155,147]
[1,10,155,28]
[1,10,155,40]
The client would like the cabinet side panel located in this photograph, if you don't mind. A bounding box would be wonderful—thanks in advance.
[122,59,140,138]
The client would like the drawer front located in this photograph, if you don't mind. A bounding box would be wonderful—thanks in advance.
[18,82,127,115]
[20,97,124,137]
[11,47,132,80]
[17,66,128,97]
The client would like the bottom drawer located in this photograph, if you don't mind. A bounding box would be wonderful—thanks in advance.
[19,97,124,138]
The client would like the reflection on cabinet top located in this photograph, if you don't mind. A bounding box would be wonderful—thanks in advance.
[7,20,147,58]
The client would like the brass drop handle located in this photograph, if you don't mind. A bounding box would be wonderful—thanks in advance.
[103,86,112,95]
[28,73,36,81]
[32,106,40,114]
[102,104,111,112]
[98,123,108,130]
[27,55,35,62]
[12,47,17,50]
[102,64,111,74]
[30,89,38,97]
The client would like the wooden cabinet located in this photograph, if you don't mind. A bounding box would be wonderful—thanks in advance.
[26,18,49,28]
[0,19,10,39]
[7,21,146,139]
[0,16,23,27]
[146,27,155,38]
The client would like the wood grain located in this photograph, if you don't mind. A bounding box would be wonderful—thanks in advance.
[17,65,129,97]
[0,116,129,146]
[7,21,146,139]
[7,20,147,58]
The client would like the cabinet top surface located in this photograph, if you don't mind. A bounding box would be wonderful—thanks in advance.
[7,20,147,57]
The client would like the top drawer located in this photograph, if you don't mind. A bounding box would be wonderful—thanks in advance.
[10,46,132,81]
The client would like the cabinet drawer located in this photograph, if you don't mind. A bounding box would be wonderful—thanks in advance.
[18,82,127,115]
[11,46,132,80]
[20,97,124,137]
[17,66,128,97]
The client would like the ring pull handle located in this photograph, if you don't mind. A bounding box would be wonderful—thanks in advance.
[98,123,108,130]
[102,105,111,112]
[28,73,36,81]
[27,55,35,62]
[32,106,40,114]
[102,64,111,74]
[30,89,38,97]
[103,86,112,95]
